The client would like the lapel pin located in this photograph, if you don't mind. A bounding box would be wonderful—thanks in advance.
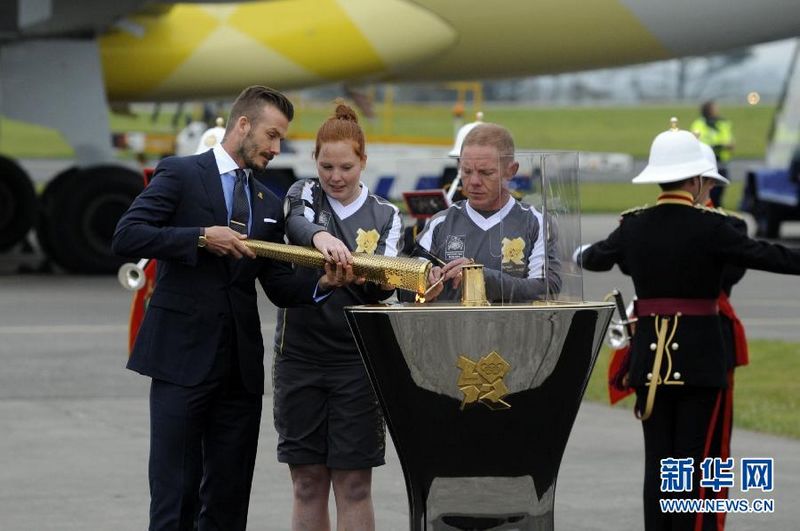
[257,191,264,199]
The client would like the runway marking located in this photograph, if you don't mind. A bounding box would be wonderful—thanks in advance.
[0,324,127,335]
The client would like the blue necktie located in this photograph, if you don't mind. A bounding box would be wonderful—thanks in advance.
[230,169,249,235]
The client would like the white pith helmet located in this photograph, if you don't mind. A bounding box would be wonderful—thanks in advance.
[632,118,714,184]
[449,112,484,157]
[195,117,226,154]
[699,142,730,184]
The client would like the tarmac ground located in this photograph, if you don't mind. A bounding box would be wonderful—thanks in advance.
[0,214,798,530]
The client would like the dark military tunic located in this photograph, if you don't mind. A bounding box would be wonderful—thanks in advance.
[581,190,800,388]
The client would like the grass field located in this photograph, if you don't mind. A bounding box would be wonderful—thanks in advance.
[583,340,800,439]
[579,181,744,213]
[290,102,775,159]
[0,103,775,159]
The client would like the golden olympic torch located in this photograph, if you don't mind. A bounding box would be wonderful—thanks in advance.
[243,239,432,295]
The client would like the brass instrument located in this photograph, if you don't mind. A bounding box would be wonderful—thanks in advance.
[606,320,629,349]
[243,240,432,294]
[604,290,636,349]
[117,258,150,291]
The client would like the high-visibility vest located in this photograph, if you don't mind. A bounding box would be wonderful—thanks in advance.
[691,118,734,163]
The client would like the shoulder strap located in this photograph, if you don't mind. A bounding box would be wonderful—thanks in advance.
[620,204,650,217]
[696,204,727,216]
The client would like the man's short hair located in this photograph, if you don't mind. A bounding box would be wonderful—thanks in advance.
[461,123,515,158]
[227,85,294,134]
[659,177,695,191]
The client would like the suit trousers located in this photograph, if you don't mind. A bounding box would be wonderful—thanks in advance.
[148,318,262,531]
[637,385,723,531]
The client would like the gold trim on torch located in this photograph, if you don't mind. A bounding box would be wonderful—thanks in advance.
[243,239,431,295]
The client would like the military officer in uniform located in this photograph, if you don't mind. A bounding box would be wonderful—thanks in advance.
[576,122,800,531]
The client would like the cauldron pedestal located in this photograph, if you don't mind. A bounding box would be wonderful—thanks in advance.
[345,302,614,531]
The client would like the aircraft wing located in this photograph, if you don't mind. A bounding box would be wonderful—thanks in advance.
[0,0,246,40]
[0,0,154,39]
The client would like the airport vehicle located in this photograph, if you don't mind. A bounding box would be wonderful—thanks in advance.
[741,42,800,238]
[2,0,800,272]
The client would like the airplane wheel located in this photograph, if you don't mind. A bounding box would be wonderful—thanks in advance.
[36,167,80,264]
[37,165,143,273]
[0,156,37,251]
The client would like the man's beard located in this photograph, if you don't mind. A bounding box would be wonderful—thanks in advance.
[238,132,272,171]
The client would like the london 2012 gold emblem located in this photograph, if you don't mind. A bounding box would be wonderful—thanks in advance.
[501,237,525,265]
[456,351,511,410]
[355,228,380,254]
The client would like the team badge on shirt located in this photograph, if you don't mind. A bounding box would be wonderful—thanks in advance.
[355,228,380,254]
[445,235,466,261]
[317,210,332,229]
[501,237,526,265]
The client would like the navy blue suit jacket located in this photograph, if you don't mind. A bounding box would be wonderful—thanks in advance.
[112,150,317,394]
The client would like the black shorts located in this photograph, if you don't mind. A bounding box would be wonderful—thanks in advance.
[273,354,385,469]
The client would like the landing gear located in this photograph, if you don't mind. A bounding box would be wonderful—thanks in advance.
[36,165,144,273]
[0,156,37,251]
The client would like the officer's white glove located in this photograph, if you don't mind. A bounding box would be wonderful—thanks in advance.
[572,243,592,267]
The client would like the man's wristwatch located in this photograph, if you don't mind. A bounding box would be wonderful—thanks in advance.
[198,229,208,248]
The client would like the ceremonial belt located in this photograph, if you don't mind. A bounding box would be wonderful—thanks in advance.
[718,293,749,367]
[634,298,718,316]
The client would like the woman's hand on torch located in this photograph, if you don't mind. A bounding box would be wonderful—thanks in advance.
[312,231,352,266]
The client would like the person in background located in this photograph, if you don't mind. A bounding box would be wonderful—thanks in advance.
[691,100,734,207]
[274,103,402,531]
[112,85,348,531]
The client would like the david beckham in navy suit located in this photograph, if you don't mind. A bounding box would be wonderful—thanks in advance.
[113,86,345,531]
